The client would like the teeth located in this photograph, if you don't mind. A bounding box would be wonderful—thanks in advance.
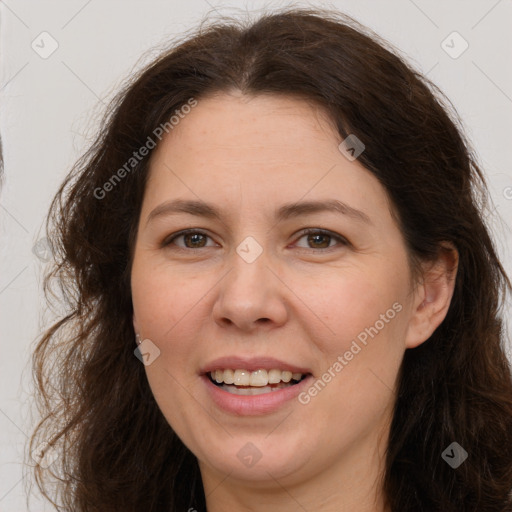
[209,369,305,386]
[223,369,234,384]
[268,369,281,384]
[234,370,250,386]
[281,371,292,383]
[249,369,268,387]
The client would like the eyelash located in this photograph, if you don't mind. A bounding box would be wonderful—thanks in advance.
[162,228,349,252]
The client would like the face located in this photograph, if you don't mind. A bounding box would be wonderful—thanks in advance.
[131,93,423,490]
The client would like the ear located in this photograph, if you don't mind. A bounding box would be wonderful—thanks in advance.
[405,242,459,349]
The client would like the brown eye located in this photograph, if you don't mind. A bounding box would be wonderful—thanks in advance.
[183,232,207,248]
[163,230,215,249]
[295,229,348,250]
[307,233,331,249]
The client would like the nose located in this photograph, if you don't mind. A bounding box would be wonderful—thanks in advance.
[212,247,288,332]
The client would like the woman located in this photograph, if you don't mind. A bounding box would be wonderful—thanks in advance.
[29,8,512,512]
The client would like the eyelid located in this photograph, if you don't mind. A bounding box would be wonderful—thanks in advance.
[162,228,349,251]
[161,228,215,249]
[294,228,349,250]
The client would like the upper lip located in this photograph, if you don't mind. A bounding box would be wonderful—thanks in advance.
[201,356,312,375]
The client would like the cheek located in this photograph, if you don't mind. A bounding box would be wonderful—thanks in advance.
[131,259,210,339]
[297,300,405,452]
[300,266,404,344]
[131,263,204,414]
[131,263,206,433]
[299,269,407,406]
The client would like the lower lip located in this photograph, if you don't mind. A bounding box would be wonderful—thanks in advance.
[202,374,313,415]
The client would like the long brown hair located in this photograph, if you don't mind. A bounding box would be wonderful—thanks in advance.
[28,8,512,511]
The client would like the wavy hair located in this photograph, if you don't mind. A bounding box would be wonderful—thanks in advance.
[28,8,512,511]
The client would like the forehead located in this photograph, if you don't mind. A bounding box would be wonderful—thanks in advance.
[154,92,339,162]
[143,93,391,225]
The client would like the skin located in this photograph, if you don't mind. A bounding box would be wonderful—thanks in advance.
[131,92,458,512]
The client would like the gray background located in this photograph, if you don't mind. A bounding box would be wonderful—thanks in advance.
[1,0,511,509]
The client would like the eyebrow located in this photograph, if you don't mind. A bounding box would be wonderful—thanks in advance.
[146,198,372,226]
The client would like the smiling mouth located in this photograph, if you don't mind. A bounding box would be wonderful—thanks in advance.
[208,369,310,396]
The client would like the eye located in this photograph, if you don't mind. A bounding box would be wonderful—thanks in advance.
[162,228,349,252]
[162,229,217,250]
[294,228,349,251]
